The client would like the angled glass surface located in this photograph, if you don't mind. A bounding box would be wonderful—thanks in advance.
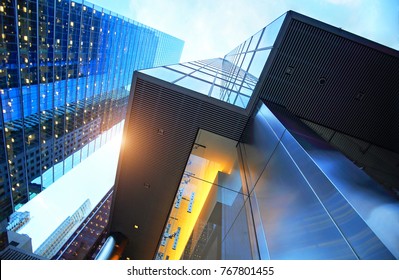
[140,13,286,110]
[156,130,258,260]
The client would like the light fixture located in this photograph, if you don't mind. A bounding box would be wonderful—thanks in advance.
[285,66,294,75]
[355,92,365,101]
[318,77,326,85]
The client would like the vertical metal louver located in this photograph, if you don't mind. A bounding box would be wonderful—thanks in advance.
[259,19,399,153]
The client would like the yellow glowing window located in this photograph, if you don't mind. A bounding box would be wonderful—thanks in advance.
[23,35,28,41]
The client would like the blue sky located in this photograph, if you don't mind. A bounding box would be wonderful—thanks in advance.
[87,0,399,62]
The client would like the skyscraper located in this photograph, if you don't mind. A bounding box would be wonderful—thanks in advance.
[0,0,184,224]
[111,11,399,260]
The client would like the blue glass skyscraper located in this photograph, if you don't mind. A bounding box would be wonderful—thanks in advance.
[0,0,184,222]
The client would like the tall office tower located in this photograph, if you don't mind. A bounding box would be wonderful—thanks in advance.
[111,11,399,260]
[0,0,184,223]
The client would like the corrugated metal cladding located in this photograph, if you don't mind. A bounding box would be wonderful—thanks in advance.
[111,77,248,260]
[259,19,399,153]
[0,247,46,260]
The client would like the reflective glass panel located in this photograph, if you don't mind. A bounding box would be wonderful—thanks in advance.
[175,76,212,95]
[141,67,185,82]
[156,130,257,260]
[258,13,286,49]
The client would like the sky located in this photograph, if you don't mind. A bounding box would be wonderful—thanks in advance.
[87,0,399,62]
[18,125,123,251]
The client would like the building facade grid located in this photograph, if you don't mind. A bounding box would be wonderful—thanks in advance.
[0,0,183,221]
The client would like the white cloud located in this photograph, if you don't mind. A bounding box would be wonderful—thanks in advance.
[326,0,361,6]
[90,0,398,62]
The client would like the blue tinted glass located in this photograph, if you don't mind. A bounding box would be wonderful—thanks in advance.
[258,13,286,49]
[247,49,271,78]
[190,71,215,82]
[175,76,212,95]
[166,64,196,74]
[248,29,263,51]
[142,67,185,82]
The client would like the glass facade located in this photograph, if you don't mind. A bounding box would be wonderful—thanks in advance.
[141,13,285,109]
[156,130,257,260]
[0,0,183,221]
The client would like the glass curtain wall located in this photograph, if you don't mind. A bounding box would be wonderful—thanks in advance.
[156,130,257,260]
[141,13,286,109]
[0,0,184,220]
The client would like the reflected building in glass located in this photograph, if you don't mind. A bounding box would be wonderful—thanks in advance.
[0,0,183,222]
[111,11,399,260]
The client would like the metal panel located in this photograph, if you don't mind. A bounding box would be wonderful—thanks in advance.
[281,131,395,259]
[259,17,399,153]
[253,141,357,259]
[239,103,284,192]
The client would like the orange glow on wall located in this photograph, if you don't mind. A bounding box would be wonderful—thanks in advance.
[158,155,222,260]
